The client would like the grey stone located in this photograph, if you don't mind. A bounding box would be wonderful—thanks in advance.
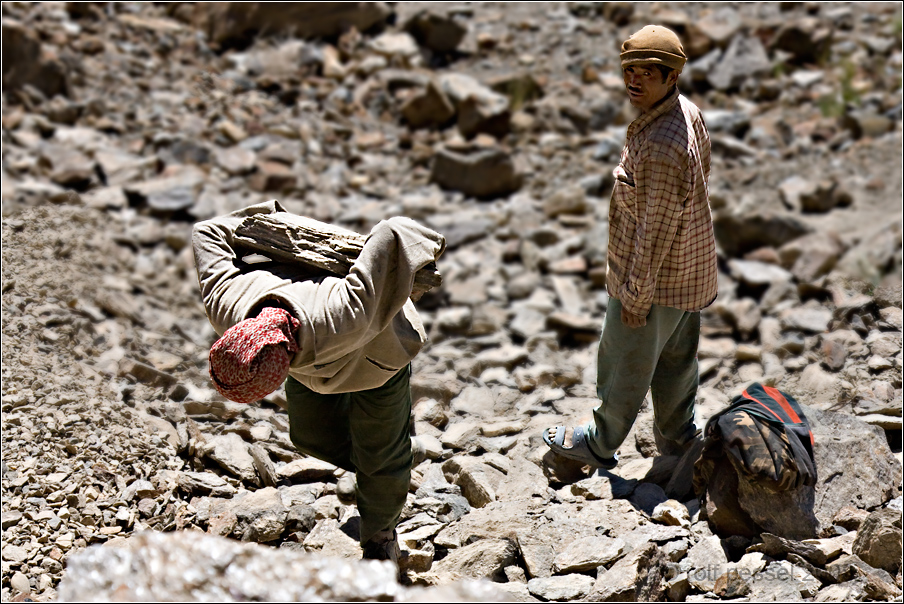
[778,176,819,212]
[194,3,391,47]
[10,571,30,594]
[442,456,505,508]
[772,17,833,64]
[697,7,742,48]
[588,542,670,602]
[433,538,518,581]
[806,407,902,531]
[201,433,257,483]
[413,398,449,429]
[176,471,237,498]
[686,536,730,593]
[851,508,903,575]
[2,19,70,99]
[403,9,467,53]
[826,553,881,582]
[369,31,419,62]
[2,510,23,529]
[450,385,497,417]
[543,185,589,218]
[527,575,595,601]
[2,544,29,563]
[249,444,278,488]
[780,306,833,333]
[430,146,522,200]
[755,533,829,565]
[651,500,691,528]
[553,535,625,573]
[780,232,846,282]
[439,73,511,139]
[39,144,95,188]
[122,479,156,502]
[728,259,794,288]
[516,533,556,579]
[441,421,482,450]
[708,34,771,91]
[866,331,901,358]
[745,561,806,602]
[94,148,154,185]
[124,166,205,212]
[213,146,256,175]
[401,81,455,129]
[277,457,338,482]
[714,209,812,258]
[229,487,289,542]
[815,579,869,602]
[302,518,361,558]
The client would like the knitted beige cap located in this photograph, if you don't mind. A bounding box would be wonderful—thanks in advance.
[620,25,687,71]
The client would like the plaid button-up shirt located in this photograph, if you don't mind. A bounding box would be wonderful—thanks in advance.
[606,88,718,317]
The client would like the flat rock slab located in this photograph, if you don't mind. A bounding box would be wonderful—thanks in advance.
[432,538,517,581]
[527,574,596,601]
[277,457,338,482]
[553,535,625,573]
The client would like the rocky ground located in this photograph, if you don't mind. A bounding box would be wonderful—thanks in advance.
[1,2,902,602]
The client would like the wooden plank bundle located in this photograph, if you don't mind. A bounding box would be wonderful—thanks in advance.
[233,213,442,297]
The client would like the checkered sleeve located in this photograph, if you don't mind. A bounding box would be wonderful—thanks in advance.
[617,140,689,317]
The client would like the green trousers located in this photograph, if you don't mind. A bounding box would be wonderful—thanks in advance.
[588,298,701,459]
[286,366,412,545]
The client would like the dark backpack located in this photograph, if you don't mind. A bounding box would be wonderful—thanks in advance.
[693,383,817,499]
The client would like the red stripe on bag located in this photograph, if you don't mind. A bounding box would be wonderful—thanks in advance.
[763,385,802,424]
[763,386,814,446]
[742,390,785,423]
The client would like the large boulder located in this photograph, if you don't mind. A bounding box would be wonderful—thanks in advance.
[193,3,392,49]
[807,407,901,530]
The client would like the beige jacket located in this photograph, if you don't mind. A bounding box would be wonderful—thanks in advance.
[192,200,445,394]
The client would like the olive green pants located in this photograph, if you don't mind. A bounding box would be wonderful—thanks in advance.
[588,298,700,459]
[286,366,412,545]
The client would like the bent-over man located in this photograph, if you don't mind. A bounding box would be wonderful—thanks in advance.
[193,200,445,563]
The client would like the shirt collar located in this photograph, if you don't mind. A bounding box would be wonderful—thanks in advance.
[627,87,681,138]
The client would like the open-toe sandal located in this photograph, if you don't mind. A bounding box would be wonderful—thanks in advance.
[542,425,618,470]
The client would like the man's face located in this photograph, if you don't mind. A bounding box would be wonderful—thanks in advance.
[623,63,678,113]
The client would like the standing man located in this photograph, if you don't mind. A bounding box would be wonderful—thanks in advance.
[545,25,718,468]
[193,200,445,563]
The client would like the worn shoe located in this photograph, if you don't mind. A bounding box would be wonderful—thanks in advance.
[361,528,401,564]
[411,435,427,465]
[336,473,357,504]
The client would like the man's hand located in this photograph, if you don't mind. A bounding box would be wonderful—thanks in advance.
[621,306,647,328]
